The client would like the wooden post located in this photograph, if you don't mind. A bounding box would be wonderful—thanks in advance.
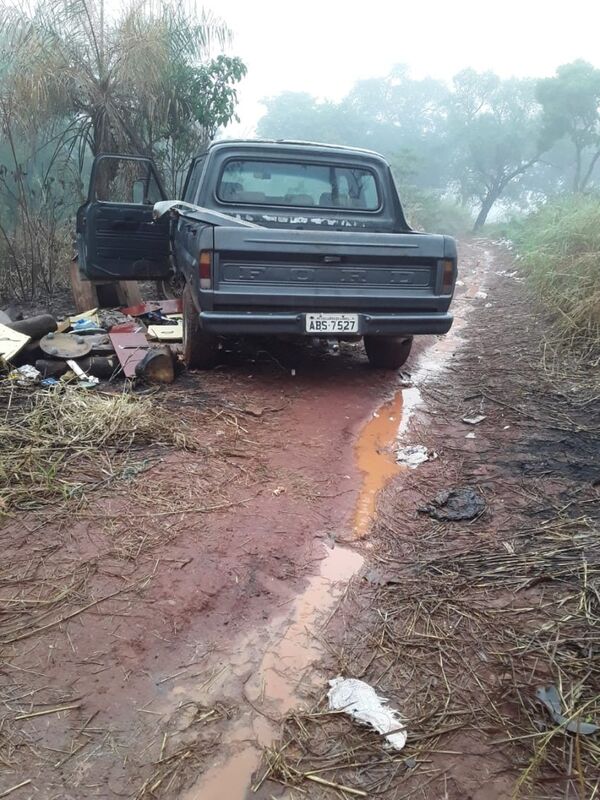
[70,260,143,313]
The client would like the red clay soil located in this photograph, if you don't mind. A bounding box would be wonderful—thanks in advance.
[3,240,596,800]
[1,282,427,797]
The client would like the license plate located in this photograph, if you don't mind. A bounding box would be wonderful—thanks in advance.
[305,313,359,334]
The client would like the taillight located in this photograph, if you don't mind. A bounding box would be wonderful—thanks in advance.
[441,259,455,294]
[199,250,212,290]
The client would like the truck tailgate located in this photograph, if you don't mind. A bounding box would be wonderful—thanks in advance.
[210,227,454,312]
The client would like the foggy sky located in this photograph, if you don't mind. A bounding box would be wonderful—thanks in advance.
[207,0,600,135]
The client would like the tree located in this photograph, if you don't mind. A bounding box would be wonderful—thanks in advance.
[536,60,600,192]
[257,68,450,191]
[150,53,246,194]
[447,70,544,229]
[257,92,366,147]
[0,0,244,165]
[0,0,247,297]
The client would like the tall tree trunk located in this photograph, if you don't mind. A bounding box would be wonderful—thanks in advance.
[580,148,600,191]
[573,143,582,192]
[472,191,498,231]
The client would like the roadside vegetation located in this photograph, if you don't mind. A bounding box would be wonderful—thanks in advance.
[510,195,600,351]
[0,0,246,300]
[0,385,193,513]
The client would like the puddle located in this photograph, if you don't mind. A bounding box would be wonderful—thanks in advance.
[353,393,402,538]
[244,544,364,710]
[180,544,364,800]
[353,385,422,538]
[180,747,259,800]
[351,283,484,542]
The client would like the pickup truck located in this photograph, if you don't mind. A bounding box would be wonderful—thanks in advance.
[76,140,457,369]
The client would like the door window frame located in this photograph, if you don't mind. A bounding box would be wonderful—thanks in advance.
[87,154,167,205]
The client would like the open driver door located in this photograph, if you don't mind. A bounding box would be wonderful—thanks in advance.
[76,155,172,282]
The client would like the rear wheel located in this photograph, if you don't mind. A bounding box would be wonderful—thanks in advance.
[364,335,413,369]
[182,284,220,369]
[156,272,185,301]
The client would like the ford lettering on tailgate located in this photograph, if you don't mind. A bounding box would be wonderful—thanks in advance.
[221,263,432,287]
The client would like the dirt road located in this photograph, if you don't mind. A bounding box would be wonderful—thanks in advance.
[1,240,598,799]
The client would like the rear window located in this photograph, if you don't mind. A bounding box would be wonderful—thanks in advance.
[217,159,380,210]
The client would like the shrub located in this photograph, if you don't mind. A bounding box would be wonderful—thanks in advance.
[512,194,600,350]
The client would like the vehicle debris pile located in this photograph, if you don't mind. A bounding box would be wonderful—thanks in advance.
[0,299,184,389]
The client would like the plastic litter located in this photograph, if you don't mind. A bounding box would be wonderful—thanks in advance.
[419,486,486,521]
[396,445,437,468]
[536,686,599,735]
[8,364,41,385]
[462,415,487,425]
[71,318,106,334]
[328,677,407,750]
[66,359,99,387]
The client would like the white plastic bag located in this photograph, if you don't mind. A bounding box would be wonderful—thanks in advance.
[396,444,436,468]
[328,677,407,750]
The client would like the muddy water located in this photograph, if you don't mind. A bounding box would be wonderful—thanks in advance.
[180,381,456,797]
[353,385,422,538]
[353,392,402,538]
[181,545,364,800]
[186,381,426,798]
[244,545,364,710]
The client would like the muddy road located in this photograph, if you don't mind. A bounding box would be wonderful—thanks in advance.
[2,239,598,800]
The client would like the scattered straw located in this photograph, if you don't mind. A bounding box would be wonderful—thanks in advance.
[0,384,192,512]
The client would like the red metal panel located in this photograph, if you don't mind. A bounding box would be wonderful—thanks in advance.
[121,300,182,317]
[109,331,150,378]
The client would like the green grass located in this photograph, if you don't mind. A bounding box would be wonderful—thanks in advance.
[510,195,600,351]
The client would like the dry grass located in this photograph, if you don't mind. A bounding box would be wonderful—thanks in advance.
[512,195,600,355]
[258,503,600,799]
[0,383,193,513]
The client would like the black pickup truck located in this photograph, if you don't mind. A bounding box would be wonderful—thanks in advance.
[76,140,457,369]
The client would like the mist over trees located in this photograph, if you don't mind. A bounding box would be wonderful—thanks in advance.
[258,62,600,231]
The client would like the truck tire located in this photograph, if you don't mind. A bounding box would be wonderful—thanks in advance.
[364,335,413,369]
[156,273,185,300]
[182,284,220,369]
